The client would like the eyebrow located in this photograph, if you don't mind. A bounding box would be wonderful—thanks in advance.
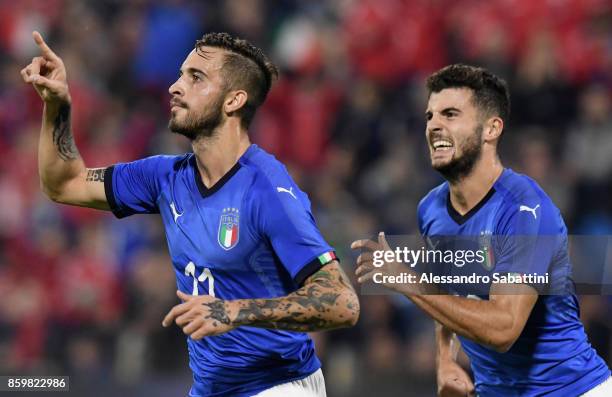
[441,107,461,114]
[180,67,207,78]
[425,107,462,118]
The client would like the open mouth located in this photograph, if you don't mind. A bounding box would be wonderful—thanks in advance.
[431,139,454,152]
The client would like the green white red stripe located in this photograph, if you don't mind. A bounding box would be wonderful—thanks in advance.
[318,251,336,264]
[483,246,494,269]
[220,224,238,248]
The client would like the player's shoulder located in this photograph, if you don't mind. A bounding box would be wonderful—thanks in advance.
[240,144,298,189]
[493,168,566,232]
[240,144,310,206]
[114,153,191,174]
[418,180,449,217]
[494,168,554,209]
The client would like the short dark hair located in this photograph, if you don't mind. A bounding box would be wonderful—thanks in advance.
[196,32,279,128]
[426,64,510,122]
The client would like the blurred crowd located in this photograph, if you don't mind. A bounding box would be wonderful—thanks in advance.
[0,0,611,396]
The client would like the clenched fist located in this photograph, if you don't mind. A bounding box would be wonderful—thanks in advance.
[437,360,475,397]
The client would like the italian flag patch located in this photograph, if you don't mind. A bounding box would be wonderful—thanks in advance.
[482,245,495,270]
[318,251,337,265]
[218,208,240,250]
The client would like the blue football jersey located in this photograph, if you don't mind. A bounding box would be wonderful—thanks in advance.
[104,144,337,397]
[418,169,610,396]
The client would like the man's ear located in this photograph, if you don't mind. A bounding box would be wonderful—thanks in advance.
[224,90,248,114]
[483,116,504,142]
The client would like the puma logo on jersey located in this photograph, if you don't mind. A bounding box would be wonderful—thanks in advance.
[519,204,540,219]
[170,202,183,223]
[277,186,297,199]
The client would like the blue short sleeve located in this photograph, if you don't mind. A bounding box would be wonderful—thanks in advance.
[493,199,564,284]
[105,155,175,218]
[252,180,336,285]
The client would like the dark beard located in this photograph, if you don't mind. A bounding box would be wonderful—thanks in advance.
[169,96,224,140]
[434,124,483,184]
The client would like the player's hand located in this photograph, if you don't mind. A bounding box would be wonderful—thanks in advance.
[437,360,475,397]
[351,232,414,294]
[162,290,235,339]
[20,31,70,105]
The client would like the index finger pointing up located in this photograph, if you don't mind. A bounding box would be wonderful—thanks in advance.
[32,31,59,61]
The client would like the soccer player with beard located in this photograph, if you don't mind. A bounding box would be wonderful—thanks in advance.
[21,31,359,397]
[352,65,611,396]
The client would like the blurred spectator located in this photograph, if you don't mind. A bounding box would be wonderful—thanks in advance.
[564,83,612,226]
[511,29,577,130]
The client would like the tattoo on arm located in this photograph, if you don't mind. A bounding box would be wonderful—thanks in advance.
[223,262,359,332]
[86,168,105,182]
[202,300,232,327]
[53,103,79,160]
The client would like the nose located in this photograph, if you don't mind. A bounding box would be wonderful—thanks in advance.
[169,78,183,97]
[427,117,443,135]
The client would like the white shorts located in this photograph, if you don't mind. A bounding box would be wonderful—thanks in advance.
[581,376,612,396]
[252,369,327,397]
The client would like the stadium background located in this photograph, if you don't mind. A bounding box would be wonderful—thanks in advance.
[0,0,610,396]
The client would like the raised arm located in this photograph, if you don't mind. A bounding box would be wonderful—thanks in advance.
[162,261,360,339]
[20,31,108,209]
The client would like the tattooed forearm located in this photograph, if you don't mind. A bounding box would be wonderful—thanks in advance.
[52,103,79,160]
[228,261,360,332]
[86,168,105,182]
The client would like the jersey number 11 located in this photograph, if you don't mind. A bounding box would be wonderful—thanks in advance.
[184,261,215,297]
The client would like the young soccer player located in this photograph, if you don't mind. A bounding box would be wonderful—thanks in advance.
[22,31,359,397]
[352,65,611,396]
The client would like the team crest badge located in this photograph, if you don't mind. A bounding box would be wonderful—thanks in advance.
[218,208,240,250]
[479,232,495,271]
